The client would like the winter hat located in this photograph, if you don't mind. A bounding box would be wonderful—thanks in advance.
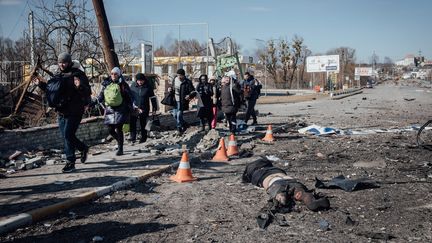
[226,70,237,80]
[176,68,186,76]
[111,67,122,75]
[58,52,72,63]
[135,73,146,81]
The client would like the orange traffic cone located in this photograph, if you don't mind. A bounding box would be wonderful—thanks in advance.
[227,134,239,157]
[170,151,197,183]
[212,138,229,162]
[262,124,275,142]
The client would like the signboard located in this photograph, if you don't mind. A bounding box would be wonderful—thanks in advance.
[355,67,373,76]
[306,55,340,73]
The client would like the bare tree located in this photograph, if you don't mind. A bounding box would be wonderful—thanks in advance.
[31,0,105,79]
[327,47,357,86]
[299,45,312,87]
[259,36,304,88]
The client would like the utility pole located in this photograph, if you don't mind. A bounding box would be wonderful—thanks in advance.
[92,0,119,71]
[28,11,35,68]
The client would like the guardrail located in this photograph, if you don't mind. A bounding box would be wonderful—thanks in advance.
[329,88,363,100]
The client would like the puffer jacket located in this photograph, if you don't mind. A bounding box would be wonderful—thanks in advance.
[96,76,132,125]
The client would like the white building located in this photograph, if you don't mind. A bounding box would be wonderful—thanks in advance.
[395,54,415,66]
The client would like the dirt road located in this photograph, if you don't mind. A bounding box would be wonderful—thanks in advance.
[1,82,431,242]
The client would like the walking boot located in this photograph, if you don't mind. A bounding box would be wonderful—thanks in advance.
[80,146,89,163]
[62,162,76,173]
[116,143,124,156]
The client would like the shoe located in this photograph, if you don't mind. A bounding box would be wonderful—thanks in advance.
[139,137,147,144]
[116,145,124,156]
[80,147,89,163]
[251,120,258,125]
[184,122,190,128]
[62,163,76,173]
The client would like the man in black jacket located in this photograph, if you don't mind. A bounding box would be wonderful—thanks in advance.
[241,72,262,125]
[129,73,157,143]
[36,52,91,173]
[170,68,196,134]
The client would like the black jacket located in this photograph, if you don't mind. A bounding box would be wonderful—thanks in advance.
[39,64,91,117]
[242,76,262,100]
[130,81,157,115]
[196,82,213,108]
[175,77,196,111]
[242,158,286,187]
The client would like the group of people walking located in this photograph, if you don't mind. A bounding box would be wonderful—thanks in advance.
[35,53,262,173]
[168,68,262,135]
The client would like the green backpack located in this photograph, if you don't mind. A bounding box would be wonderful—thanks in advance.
[104,82,123,107]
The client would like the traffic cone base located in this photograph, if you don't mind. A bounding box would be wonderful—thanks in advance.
[262,124,275,142]
[212,138,230,162]
[170,151,197,183]
[227,134,239,157]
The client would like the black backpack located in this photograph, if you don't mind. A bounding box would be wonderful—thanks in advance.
[46,75,66,108]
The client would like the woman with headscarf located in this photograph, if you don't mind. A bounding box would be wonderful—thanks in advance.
[219,75,241,134]
[196,74,214,132]
[94,67,133,155]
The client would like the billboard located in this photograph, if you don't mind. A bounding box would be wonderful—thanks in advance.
[306,55,340,73]
[355,67,373,76]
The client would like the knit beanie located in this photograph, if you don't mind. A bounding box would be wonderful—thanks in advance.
[58,52,72,63]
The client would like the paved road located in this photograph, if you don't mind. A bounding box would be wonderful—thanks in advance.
[1,84,430,231]
[257,84,432,129]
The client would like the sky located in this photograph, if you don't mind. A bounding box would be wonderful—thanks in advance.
[1,0,431,63]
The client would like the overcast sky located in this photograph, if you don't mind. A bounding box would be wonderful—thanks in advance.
[1,0,431,63]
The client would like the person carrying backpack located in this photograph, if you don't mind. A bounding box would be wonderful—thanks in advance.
[35,52,91,173]
[241,72,262,125]
[94,67,133,156]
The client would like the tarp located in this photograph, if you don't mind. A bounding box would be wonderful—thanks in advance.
[298,125,339,135]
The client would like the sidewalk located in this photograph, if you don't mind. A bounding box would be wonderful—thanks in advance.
[0,142,178,220]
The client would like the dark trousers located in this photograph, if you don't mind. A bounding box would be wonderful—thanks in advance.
[58,115,86,163]
[245,98,257,123]
[198,106,213,128]
[130,114,148,141]
[225,112,237,134]
[108,124,124,148]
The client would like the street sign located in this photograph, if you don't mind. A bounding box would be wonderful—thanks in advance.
[306,55,340,73]
[355,67,373,76]
[326,66,338,71]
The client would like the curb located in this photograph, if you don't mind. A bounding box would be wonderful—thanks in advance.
[0,163,178,235]
[330,90,363,100]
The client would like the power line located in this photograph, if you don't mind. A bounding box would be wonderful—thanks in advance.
[6,0,29,39]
